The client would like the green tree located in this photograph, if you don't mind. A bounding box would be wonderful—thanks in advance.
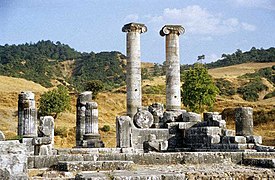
[85,80,104,99]
[181,63,219,113]
[39,85,71,118]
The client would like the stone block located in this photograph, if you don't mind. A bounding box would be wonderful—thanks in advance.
[221,143,248,150]
[222,136,246,144]
[186,134,220,145]
[81,138,104,148]
[163,110,186,123]
[58,161,134,172]
[34,144,53,156]
[133,109,154,128]
[0,140,28,178]
[0,131,5,141]
[203,112,222,121]
[243,158,275,168]
[182,112,201,122]
[186,127,222,136]
[38,116,54,138]
[131,128,169,149]
[32,137,52,145]
[208,120,226,128]
[148,103,164,124]
[143,134,168,152]
[222,129,235,136]
[22,138,34,153]
[246,135,262,144]
[255,145,275,152]
[116,116,131,148]
[178,122,197,129]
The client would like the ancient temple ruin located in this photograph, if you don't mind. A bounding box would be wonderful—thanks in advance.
[0,23,274,179]
[76,91,104,148]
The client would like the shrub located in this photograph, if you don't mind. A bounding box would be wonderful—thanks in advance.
[39,85,71,118]
[254,109,275,126]
[54,126,67,138]
[264,90,275,99]
[101,125,110,132]
[237,79,268,101]
[215,78,236,96]
[85,80,104,99]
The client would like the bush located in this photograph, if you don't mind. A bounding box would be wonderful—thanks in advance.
[237,79,268,101]
[85,80,104,99]
[215,78,236,96]
[39,85,71,118]
[101,125,110,132]
[264,90,275,99]
[54,126,67,138]
[254,109,275,126]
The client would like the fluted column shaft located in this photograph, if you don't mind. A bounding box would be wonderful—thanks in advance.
[18,91,37,137]
[122,23,147,118]
[76,91,92,146]
[160,25,185,110]
[85,102,99,135]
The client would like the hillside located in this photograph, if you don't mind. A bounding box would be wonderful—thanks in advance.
[207,47,275,69]
[0,62,274,148]
[1,41,274,93]
[208,62,275,78]
[0,41,274,147]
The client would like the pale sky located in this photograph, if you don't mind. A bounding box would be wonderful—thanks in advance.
[0,0,274,64]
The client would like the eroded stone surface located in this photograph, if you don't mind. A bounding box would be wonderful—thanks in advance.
[133,110,154,128]
[18,91,37,138]
[0,140,28,179]
[116,116,131,148]
[160,25,184,111]
[235,107,254,136]
[123,23,147,118]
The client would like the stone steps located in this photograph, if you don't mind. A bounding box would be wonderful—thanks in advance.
[243,158,275,168]
[57,160,134,172]
[75,170,185,180]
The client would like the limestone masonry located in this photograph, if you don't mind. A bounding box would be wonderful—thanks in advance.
[0,23,274,179]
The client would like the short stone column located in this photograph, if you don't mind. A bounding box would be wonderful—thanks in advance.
[82,101,104,148]
[235,107,254,136]
[76,91,104,148]
[116,116,131,148]
[18,91,37,137]
[160,25,185,110]
[76,91,92,147]
[122,23,147,118]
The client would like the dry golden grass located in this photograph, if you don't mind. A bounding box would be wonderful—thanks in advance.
[0,75,47,93]
[208,62,275,78]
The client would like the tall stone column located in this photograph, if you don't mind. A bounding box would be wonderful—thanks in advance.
[76,91,92,147]
[160,25,185,110]
[235,107,254,136]
[122,23,147,118]
[18,91,37,137]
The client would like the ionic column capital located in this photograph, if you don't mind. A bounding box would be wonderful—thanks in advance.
[122,23,147,33]
[160,25,185,36]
